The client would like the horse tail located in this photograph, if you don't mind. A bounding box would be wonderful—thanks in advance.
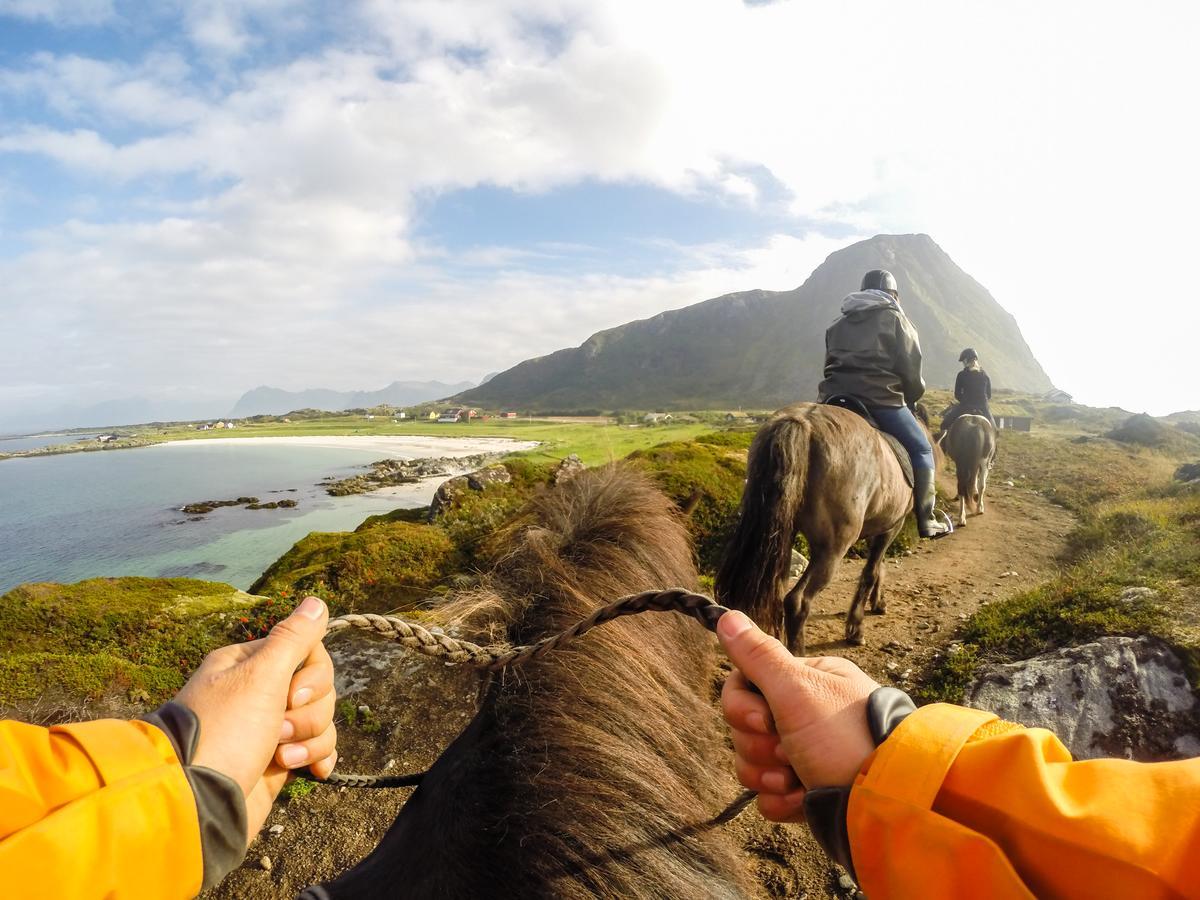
[952,421,985,504]
[715,412,810,636]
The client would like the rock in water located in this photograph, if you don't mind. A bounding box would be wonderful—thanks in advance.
[965,636,1200,760]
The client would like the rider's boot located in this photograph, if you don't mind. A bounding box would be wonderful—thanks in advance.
[914,467,951,538]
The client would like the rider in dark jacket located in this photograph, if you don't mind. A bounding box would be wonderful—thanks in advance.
[939,348,995,436]
[818,269,950,538]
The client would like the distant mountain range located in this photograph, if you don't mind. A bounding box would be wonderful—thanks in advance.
[457,234,1054,411]
[0,396,232,435]
[229,380,476,417]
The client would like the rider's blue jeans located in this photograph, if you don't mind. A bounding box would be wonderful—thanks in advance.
[869,405,935,473]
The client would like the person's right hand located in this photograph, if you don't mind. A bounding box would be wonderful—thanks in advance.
[717,610,879,823]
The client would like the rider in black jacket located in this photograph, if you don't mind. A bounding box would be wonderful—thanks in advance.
[939,348,994,437]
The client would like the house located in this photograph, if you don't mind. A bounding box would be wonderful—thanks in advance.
[438,408,465,423]
[427,410,439,420]
[96,433,119,443]
[500,411,518,419]
[644,413,673,424]
[725,411,750,422]
[199,424,211,431]
[996,415,1033,432]
[214,421,227,429]
[1043,389,1074,404]
[397,412,407,420]
[366,414,375,421]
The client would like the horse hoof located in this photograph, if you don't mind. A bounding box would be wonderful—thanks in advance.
[846,634,866,646]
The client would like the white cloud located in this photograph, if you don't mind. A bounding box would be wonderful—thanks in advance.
[1,0,1198,415]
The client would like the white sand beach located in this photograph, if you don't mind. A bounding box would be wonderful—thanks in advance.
[156,435,540,458]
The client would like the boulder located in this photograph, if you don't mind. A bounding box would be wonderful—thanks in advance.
[466,464,512,491]
[1175,462,1200,484]
[965,635,1200,761]
[553,454,586,485]
[428,475,470,520]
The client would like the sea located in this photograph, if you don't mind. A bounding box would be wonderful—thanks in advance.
[0,436,532,595]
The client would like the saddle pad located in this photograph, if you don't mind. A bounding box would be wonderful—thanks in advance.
[880,432,914,487]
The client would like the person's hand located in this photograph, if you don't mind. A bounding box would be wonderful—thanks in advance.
[174,595,338,844]
[717,610,878,823]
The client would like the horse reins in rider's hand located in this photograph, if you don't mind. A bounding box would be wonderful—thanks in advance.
[302,588,760,827]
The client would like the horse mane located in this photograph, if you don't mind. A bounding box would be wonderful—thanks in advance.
[313,465,750,899]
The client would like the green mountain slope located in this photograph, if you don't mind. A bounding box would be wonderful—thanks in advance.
[458,234,1053,411]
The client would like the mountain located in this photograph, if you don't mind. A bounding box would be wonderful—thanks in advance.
[229,380,476,417]
[0,396,233,433]
[456,234,1053,411]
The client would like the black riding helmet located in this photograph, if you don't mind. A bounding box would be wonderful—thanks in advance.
[959,348,979,363]
[861,269,898,296]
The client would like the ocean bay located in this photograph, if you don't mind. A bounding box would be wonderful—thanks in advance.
[0,436,535,594]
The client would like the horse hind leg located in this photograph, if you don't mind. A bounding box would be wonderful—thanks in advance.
[978,458,991,514]
[784,546,841,657]
[848,528,898,644]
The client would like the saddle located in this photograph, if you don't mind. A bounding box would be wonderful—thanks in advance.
[823,395,914,487]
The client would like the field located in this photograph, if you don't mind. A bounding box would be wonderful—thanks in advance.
[2,396,1198,898]
[6,415,718,468]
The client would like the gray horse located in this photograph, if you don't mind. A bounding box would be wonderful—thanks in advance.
[941,414,997,526]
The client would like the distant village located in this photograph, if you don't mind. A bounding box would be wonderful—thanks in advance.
[81,388,1077,446]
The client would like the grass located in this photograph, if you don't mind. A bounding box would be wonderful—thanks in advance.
[627,435,749,572]
[917,425,1200,704]
[249,459,557,613]
[0,578,260,707]
[337,698,382,734]
[281,778,317,802]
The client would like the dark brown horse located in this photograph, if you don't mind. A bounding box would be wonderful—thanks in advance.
[716,403,939,655]
[305,466,751,899]
[941,414,997,526]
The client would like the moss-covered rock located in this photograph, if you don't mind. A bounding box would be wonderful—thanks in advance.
[0,577,259,709]
[250,521,460,613]
[252,460,557,613]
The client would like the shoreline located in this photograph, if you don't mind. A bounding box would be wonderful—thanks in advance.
[2,433,540,462]
[154,434,540,457]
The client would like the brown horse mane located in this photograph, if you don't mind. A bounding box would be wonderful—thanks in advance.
[313,465,750,899]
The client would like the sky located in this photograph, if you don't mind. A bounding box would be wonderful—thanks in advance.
[1,0,1197,427]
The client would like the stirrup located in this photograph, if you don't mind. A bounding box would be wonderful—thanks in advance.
[920,509,954,539]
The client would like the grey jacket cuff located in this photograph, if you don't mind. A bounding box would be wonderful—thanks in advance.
[141,701,248,891]
[801,686,917,883]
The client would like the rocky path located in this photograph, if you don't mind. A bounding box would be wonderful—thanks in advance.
[210,480,1076,899]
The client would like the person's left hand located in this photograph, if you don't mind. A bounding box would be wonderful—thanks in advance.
[175,595,337,844]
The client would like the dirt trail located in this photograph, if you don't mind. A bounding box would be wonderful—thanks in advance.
[805,479,1076,688]
[734,479,1077,897]
[210,480,1075,899]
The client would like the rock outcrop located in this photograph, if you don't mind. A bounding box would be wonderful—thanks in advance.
[966,634,1200,761]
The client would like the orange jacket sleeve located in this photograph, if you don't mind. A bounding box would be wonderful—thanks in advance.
[0,717,204,899]
[848,703,1200,898]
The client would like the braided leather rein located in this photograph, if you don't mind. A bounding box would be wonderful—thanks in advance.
[310,588,758,830]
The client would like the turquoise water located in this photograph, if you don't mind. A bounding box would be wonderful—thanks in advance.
[0,441,456,594]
